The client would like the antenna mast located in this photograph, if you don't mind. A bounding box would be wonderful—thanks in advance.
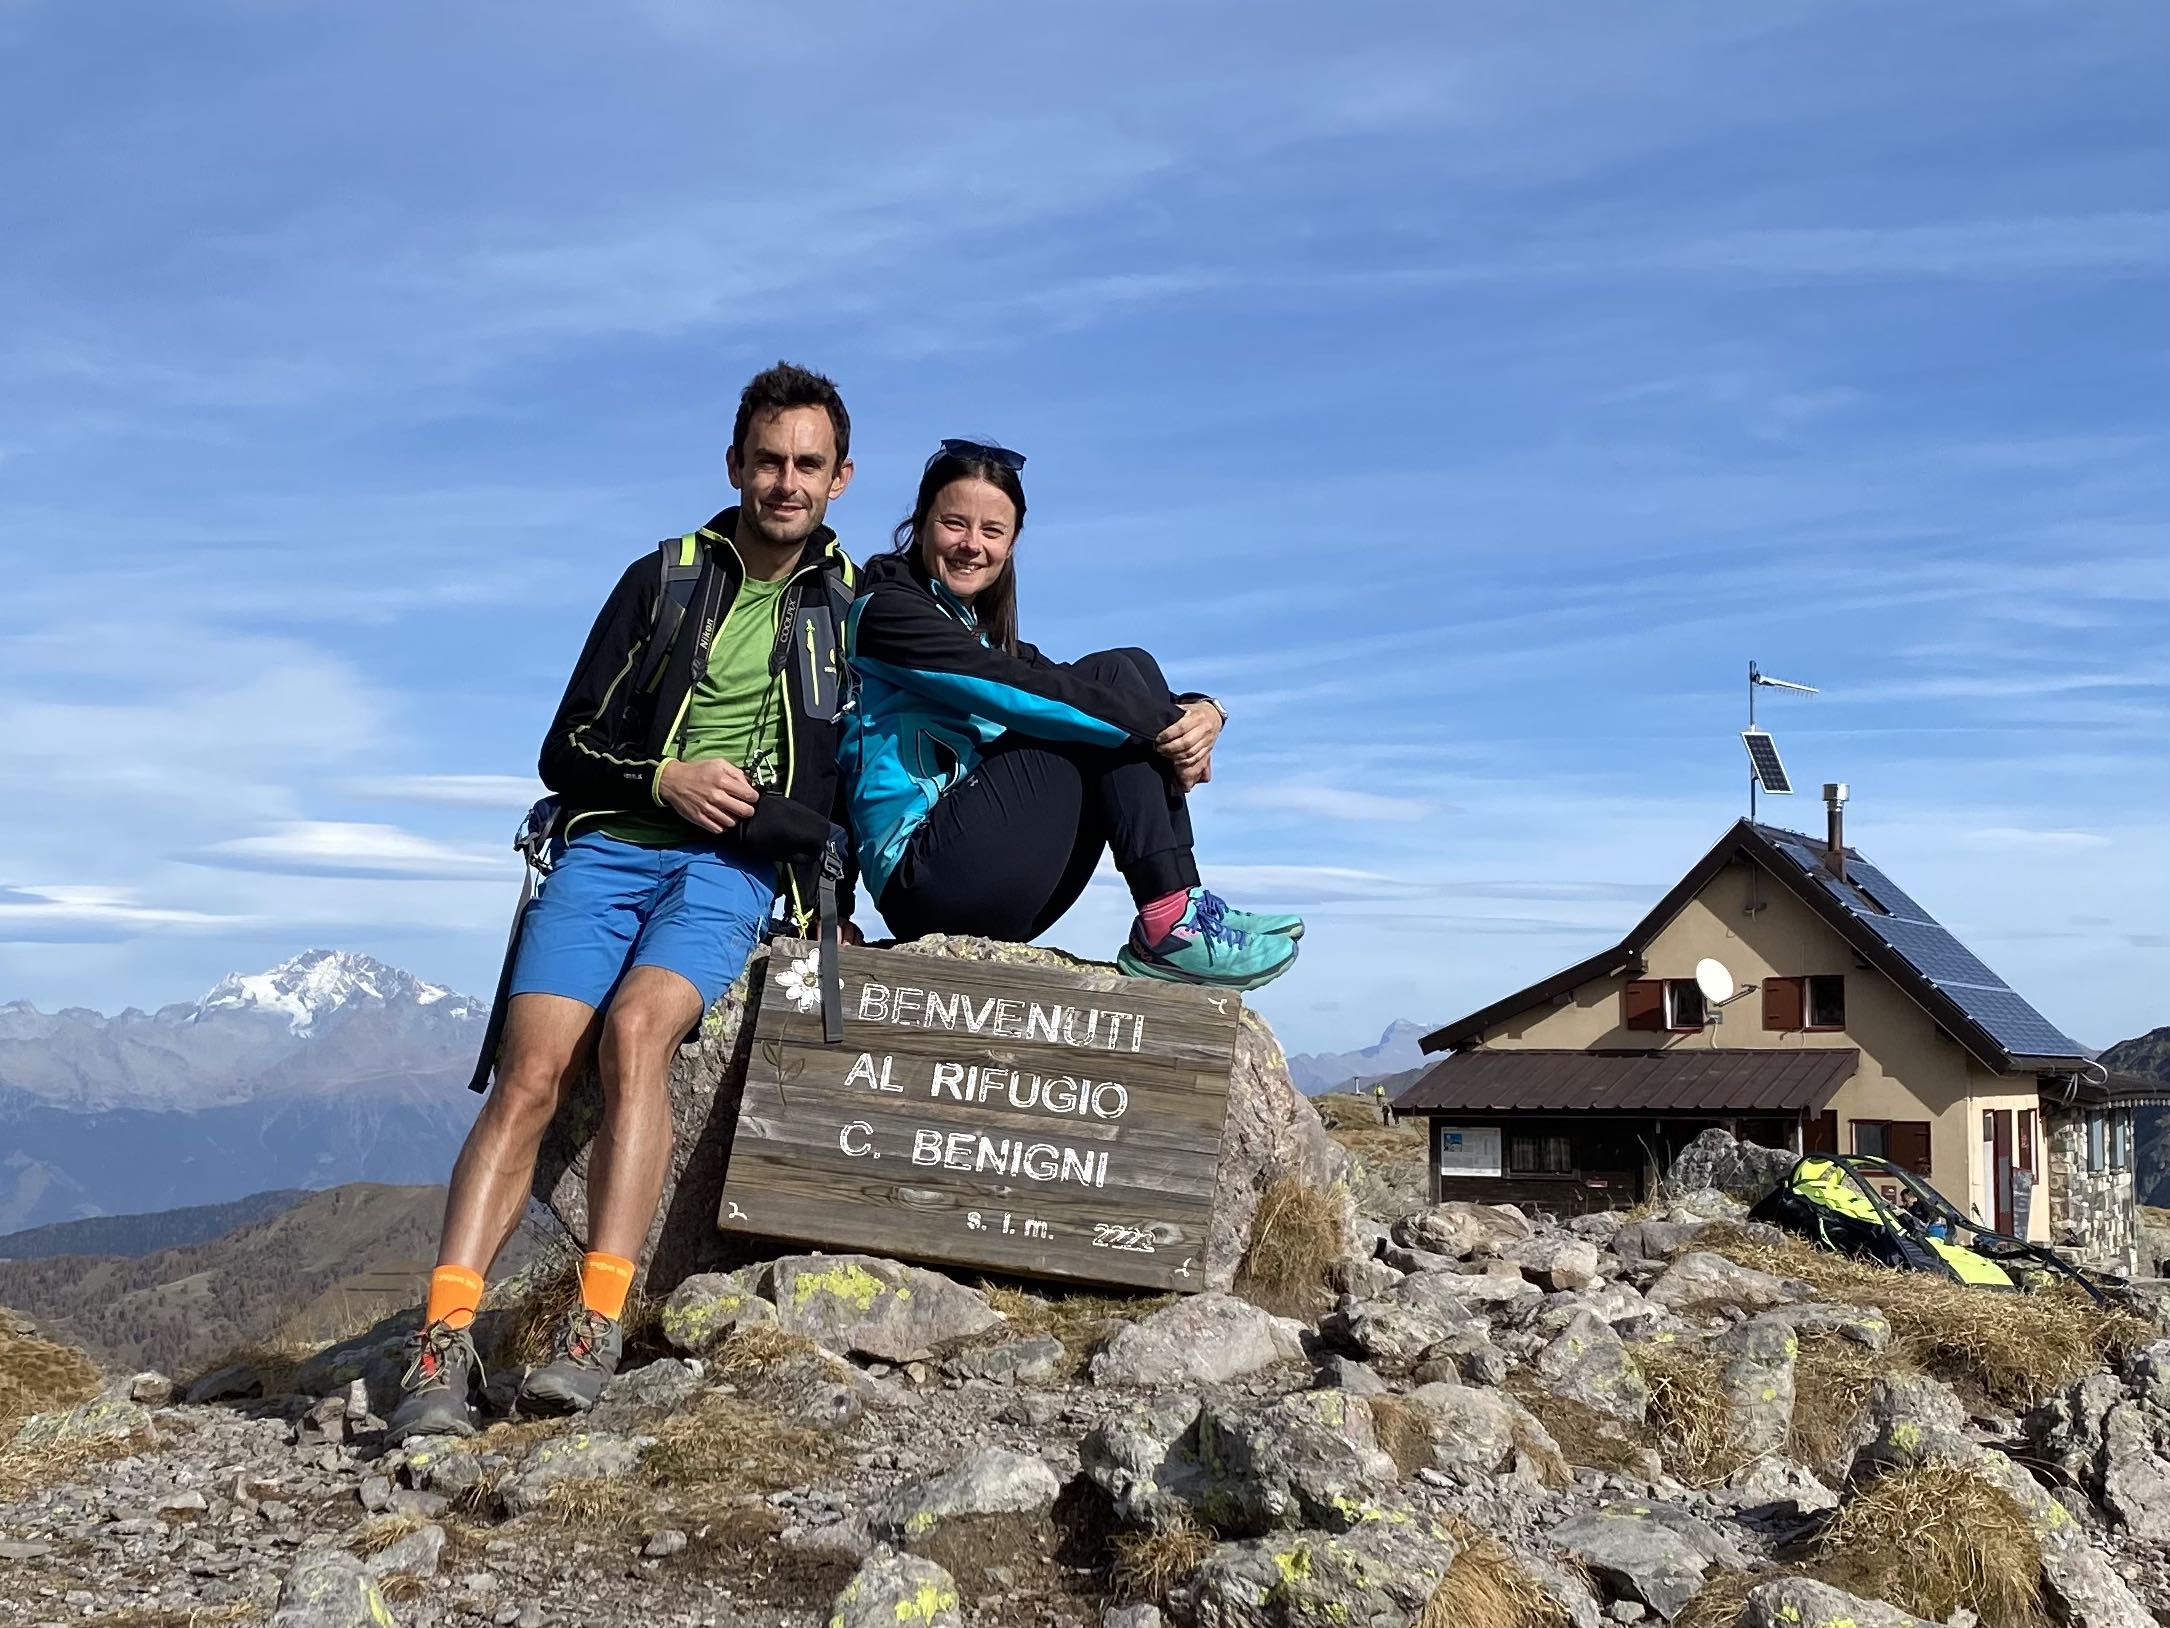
[1745,661,1818,820]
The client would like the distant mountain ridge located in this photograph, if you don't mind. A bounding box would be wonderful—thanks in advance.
[0,1183,473,1377]
[0,1189,309,1260]
[2101,1025,2170,1207]
[0,948,485,1113]
[1287,1019,1435,1095]
[0,951,486,1231]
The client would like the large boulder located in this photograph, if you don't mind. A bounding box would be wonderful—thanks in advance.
[868,1446,1061,1540]
[1664,1129,1795,1206]
[533,936,1352,1293]
[1549,1502,1744,1622]
[1390,1201,1532,1260]
[1535,1311,1650,1424]
[1397,1381,1567,1485]
[1091,1293,1308,1388]
[1741,1578,1934,1628]
[1851,1375,2153,1628]
[763,1254,1001,1363]
[1187,1513,1462,1627]
[1645,1251,1808,1313]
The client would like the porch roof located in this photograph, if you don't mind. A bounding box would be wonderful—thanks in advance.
[1393,1046,1857,1117]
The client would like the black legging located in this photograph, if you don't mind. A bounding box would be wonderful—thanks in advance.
[877,647,1202,942]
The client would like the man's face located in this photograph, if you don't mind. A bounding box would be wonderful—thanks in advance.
[726,405,853,549]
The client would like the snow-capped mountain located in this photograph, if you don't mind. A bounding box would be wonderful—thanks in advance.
[0,952,489,1230]
[198,949,481,1033]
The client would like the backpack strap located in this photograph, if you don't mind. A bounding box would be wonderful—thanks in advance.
[631,534,705,697]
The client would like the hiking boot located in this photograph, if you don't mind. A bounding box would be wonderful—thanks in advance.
[1197,888,1303,941]
[517,1307,622,1414]
[1116,891,1299,991]
[385,1319,482,1444]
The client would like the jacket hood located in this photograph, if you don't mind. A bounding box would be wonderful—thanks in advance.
[861,547,974,621]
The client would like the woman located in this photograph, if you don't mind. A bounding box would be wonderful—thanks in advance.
[842,439,1301,989]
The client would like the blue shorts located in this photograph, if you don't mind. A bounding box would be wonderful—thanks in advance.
[507,832,777,1011]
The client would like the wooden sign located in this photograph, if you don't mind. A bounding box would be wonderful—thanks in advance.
[716,939,1242,1292]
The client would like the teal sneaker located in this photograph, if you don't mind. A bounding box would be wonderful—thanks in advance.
[1202,889,1303,941]
[1117,891,1299,991]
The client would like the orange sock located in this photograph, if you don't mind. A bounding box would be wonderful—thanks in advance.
[579,1252,636,1322]
[425,1264,484,1331]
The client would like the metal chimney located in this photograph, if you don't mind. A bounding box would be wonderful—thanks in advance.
[1823,783,1849,882]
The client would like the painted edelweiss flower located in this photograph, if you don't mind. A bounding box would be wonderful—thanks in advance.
[775,952,823,1013]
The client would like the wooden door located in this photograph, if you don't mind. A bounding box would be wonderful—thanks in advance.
[1991,1109,2014,1235]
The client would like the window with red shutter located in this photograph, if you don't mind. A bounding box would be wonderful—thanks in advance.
[1623,980,1665,1032]
[1763,977,1805,1031]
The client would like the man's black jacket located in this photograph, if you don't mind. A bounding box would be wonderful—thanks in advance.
[537,506,859,926]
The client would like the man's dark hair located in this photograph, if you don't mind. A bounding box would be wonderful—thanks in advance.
[734,361,850,465]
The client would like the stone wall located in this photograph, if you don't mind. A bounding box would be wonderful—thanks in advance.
[2047,1105,2140,1276]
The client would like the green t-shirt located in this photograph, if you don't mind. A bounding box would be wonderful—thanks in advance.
[596,573,791,847]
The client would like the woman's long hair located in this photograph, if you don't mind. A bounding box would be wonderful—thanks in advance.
[890,450,1027,654]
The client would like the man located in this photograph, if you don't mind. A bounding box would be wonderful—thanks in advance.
[388,363,859,1442]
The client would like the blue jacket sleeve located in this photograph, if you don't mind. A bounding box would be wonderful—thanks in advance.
[849,582,1182,747]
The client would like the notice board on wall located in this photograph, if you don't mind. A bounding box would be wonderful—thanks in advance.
[1436,1124,1503,1178]
[716,941,1242,1292]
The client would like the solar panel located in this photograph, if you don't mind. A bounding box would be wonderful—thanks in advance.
[1937,986,2087,1058]
[1862,917,2005,990]
[1741,730,1792,793]
[1759,832,2086,1059]
[1841,860,1933,923]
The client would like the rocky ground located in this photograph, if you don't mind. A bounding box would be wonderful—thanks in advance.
[7,1126,2170,1628]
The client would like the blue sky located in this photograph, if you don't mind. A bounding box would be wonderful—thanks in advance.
[1,1,2164,1057]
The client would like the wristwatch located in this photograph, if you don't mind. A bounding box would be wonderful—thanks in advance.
[1179,690,1227,726]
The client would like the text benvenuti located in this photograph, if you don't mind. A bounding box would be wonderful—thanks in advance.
[855,981,1149,1051]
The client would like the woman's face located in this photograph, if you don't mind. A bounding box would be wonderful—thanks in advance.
[919,477,1018,604]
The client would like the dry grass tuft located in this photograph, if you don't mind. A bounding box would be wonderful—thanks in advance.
[1790,1331,1892,1472]
[1697,1224,2145,1411]
[1234,1176,1344,1319]
[452,1466,509,1521]
[711,1324,824,1375]
[1672,1568,1777,1628]
[645,1389,836,1496]
[1415,1517,1567,1628]
[1504,1373,1651,1475]
[349,1512,426,1557]
[0,1432,150,1502]
[487,1252,585,1368]
[544,1475,636,1528]
[1111,1514,1218,1603]
[1816,1465,2046,1628]
[377,1572,429,1605]
[0,1322,103,1434]
[1636,1339,1750,1486]
[71,1606,260,1628]
[1365,1394,1437,1478]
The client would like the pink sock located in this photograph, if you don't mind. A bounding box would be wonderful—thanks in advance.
[1137,888,1193,941]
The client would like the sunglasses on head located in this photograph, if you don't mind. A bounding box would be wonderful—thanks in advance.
[934,437,1027,471]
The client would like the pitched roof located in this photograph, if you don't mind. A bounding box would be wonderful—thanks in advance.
[1394,1047,1855,1117]
[1419,819,2088,1075]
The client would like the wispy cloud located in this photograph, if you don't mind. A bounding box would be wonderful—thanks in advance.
[347,774,545,811]
[185,823,510,882]
[0,885,251,944]
[1222,786,1436,823]
[1964,827,2114,852]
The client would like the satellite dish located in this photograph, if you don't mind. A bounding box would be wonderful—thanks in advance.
[1694,958,1737,1005]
